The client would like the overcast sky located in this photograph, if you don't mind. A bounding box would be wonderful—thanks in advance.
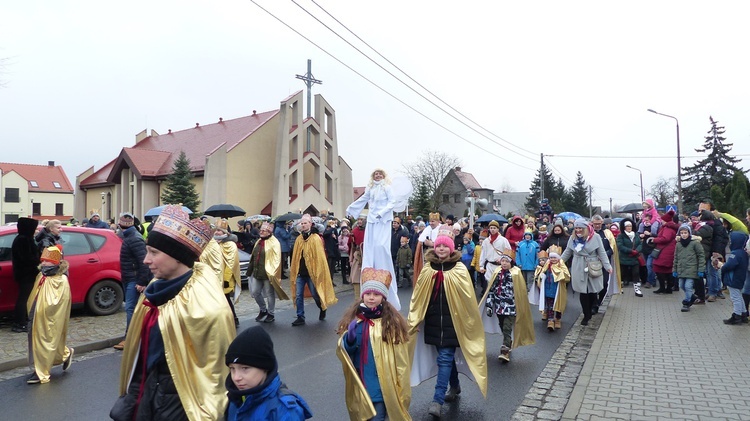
[2,1,749,213]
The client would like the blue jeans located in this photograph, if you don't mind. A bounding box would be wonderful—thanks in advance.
[434,346,459,404]
[706,261,721,296]
[646,255,656,286]
[679,278,694,304]
[370,401,386,421]
[124,281,139,332]
[295,276,321,319]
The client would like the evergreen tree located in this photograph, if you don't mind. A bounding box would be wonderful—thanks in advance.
[524,164,558,214]
[681,116,744,209]
[410,175,432,219]
[564,172,589,215]
[726,170,750,219]
[160,151,201,213]
[710,185,727,214]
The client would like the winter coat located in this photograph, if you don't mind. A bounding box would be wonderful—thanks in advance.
[720,232,749,289]
[396,244,413,269]
[35,228,61,255]
[702,210,729,256]
[11,217,40,284]
[110,359,188,421]
[274,225,292,253]
[516,237,540,271]
[119,227,151,286]
[651,221,678,274]
[616,220,642,266]
[461,241,475,267]
[322,226,340,258]
[225,373,312,421]
[337,232,350,256]
[673,237,706,280]
[391,225,409,257]
[693,222,713,260]
[422,250,462,347]
[560,230,612,294]
[540,223,569,251]
[504,216,526,251]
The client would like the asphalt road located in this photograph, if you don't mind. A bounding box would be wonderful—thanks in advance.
[0,285,582,420]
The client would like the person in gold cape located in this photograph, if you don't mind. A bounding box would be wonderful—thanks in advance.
[479,253,535,362]
[290,214,338,326]
[26,245,73,384]
[533,246,570,331]
[110,205,236,421]
[336,268,411,421]
[249,221,289,323]
[408,229,487,419]
[213,218,242,328]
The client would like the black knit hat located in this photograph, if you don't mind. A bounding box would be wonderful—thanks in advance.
[147,230,197,268]
[225,326,276,372]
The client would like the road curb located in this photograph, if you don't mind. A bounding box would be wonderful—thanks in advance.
[0,336,124,373]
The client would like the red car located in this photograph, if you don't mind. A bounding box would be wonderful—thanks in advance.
[0,225,123,316]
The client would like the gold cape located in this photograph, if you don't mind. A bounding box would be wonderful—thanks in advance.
[537,261,570,314]
[254,235,289,300]
[27,261,72,383]
[480,266,536,349]
[200,238,224,288]
[289,233,337,310]
[336,321,412,421]
[411,242,424,287]
[118,262,236,421]
[604,229,622,294]
[219,240,241,295]
[408,253,487,397]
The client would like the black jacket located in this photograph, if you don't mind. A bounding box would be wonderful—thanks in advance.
[35,227,61,255]
[422,250,462,347]
[119,227,151,286]
[391,225,409,257]
[323,226,340,258]
[11,218,40,284]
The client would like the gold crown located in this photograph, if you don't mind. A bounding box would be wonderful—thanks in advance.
[437,224,454,239]
[152,205,213,256]
[360,267,392,288]
[216,218,229,231]
[429,212,441,222]
[538,250,549,258]
[548,245,563,256]
[41,245,63,264]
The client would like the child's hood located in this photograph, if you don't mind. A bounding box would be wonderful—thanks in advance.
[729,231,749,251]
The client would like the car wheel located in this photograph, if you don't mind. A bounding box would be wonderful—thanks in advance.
[86,279,123,316]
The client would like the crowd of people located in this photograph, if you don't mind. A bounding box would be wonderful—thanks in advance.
[9,173,750,420]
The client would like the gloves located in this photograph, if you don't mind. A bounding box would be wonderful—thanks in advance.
[630,250,639,257]
[346,320,358,344]
[672,272,678,278]
[698,272,705,278]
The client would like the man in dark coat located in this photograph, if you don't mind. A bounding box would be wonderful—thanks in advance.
[11,217,40,332]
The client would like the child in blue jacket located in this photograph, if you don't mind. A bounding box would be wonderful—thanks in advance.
[517,232,540,291]
[717,231,749,325]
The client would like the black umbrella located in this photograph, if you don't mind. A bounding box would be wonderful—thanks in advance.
[617,202,644,213]
[475,213,509,224]
[274,212,303,222]
[204,204,246,218]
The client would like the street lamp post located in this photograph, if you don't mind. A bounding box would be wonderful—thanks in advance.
[647,109,682,216]
[625,165,644,202]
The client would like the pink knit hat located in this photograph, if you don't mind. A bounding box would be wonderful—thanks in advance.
[433,225,455,253]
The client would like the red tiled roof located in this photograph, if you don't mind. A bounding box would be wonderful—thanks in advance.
[80,110,278,187]
[454,169,482,190]
[353,186,366,200]
[0,162,74,192]
[79,159,115,186]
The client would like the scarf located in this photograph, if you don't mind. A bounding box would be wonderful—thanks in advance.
[41,265,59,276]
[134,300,160,415]
[489,233,499,244]
[432,269,445,301]
[355,304,383,387]
[680,237,692,247]
[626,231,635,241]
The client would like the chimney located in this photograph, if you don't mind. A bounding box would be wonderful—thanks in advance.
[252,110,257,116]
[48,161,55,166]
[195,123,200,128]
[168,129,172,134]
[219,117,223,123]
[455,166,461,172]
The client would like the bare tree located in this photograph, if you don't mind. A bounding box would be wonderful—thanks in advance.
[650,176,677,208]
[402,151,461,212]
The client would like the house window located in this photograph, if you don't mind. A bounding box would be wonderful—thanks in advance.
[4,214,19,224]
[29,181,38,188]
[454,194,461,203]
[53,182,62,189]
[4,188,20,203]
[56,203,64,216]
[32,203,41,216]
[442,194,449,203]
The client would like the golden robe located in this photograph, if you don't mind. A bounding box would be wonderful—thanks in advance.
[27,261,72,383]
[408,252,487,397]
[289,232,337,310]
[411,242,424,287]
[118,262,236,421]
[604,229,622,295]
[256,235,289,300]
[536,261,570,314]
[480,266,535,349]
[336,321,412,421]
[219,240,241,296]
[200,238,224,288]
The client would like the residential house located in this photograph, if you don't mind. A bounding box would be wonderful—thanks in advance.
[493,191,530,217]
[0,161,74,224]
[77,91,353,222]
[436,167,494,218]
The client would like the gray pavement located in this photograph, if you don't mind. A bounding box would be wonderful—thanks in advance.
[4,279,749,421]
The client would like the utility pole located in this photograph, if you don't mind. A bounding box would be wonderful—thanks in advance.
[540,153,545,202]
[609,197,613,217]
[295,59,322,151]
[588,185,593,218]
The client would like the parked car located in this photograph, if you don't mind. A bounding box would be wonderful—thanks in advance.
[0,225,123,316]
[238,248,250,286]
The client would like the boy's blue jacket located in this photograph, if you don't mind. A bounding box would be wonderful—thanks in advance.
[226,372,312,421]
[721,231,749,290]
[517,235,540,271]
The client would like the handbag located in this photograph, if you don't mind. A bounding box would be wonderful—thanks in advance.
[651,248,662,259]
[586,259,603,277]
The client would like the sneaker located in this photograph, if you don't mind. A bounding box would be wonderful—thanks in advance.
[428,401,442,417]
[716,293,726,299]
[681,305,690,312]
[444,385,461,402]
[707,295,716,302]
[26,373,41,385]
[113,340,126,350]
[11,324,28,333]
[62,348,74,371]
[263,314,275,323]
[498,345,511,362]
[634,283,643,297]
[693,298,705,305]
[319,309,327,321]
[255,310,269,322]
[292,317,305,326]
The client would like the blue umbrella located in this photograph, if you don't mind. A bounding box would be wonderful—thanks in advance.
[145,204,193,218]
[475,213,509,224]
[556,211,583,223]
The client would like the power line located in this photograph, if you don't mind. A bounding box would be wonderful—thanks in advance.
[548,153,750,159]
[299,0,539,162]
[248,0,537,171]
